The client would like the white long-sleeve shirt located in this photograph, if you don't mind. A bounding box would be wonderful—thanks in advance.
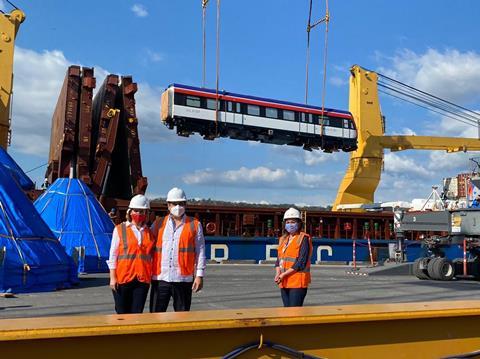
[151,215,206,282]
[106,221,148,270]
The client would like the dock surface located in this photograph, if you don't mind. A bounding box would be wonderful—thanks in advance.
[2,264,480,318]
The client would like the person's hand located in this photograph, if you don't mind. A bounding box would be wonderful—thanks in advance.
[274,271,281,283]
[110,277,118,291]
[192,276,203,293]
[274,267,281,283]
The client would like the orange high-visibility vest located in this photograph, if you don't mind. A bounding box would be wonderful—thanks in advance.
[115,222,155,285]
[277,232,312,288]
[152,216,199,276]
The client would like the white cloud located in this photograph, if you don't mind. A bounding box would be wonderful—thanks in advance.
[182,166,328,189]
[329,76,348,87]
[135,83,177,143]
[427,151,471,172]
[146,49,163,63]
[379,48,480,105]
[383,152,430,177]
[11,48,71,155]
[131,4,148,17]
[270,144,341,166]
[391,127,417,136]
[10,46,175,157]
[303,151,331,166]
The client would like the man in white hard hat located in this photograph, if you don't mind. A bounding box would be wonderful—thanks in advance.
[107,194,155,314]
[149,187,206,312]
[274,207,312,307]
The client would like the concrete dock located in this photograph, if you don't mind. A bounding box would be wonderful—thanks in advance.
[2,264,480,319]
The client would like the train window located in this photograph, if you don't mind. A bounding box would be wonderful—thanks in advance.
[343,119,349,128]
[227,101,233,112]
[186,96,201,108]
[266,107,278,119]
[247,104,260,116]
[300,113,306,122]
[236,102,242,113]
[206,98,218,110]
[308,113,313,123]
[174,93,185,105]
[329,118,342,127]
[312,114,319,124]
[283,110,294,121]
[320,117,329,126]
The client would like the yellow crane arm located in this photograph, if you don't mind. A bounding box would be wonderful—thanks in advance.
[333,65,480,211]
[0,9,25,150]
[375,135,480,152]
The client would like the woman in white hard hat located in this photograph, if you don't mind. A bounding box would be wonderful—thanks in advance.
[274,207,313,307]
[106,194,155,314]
[149,187,206,312]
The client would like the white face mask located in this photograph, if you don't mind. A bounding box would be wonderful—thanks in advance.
[170,205,185,217]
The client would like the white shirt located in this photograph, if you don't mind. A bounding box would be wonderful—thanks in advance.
[151,215,206,282]
[106,221,147,270]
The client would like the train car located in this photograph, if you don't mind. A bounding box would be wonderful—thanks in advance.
[161,84,357,152]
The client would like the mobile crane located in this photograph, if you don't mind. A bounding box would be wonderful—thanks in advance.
[0,7,25,150]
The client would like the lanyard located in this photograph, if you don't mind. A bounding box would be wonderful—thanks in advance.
[282,234,295,254]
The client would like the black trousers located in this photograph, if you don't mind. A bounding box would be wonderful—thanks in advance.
[112,279,150,314]
[280,288,308,307]
[149,280,193,312]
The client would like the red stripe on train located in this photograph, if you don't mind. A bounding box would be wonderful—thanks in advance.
[173,88,353,120]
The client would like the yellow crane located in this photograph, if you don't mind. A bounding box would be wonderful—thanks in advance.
[0,7,25,150]
[333,65,480,211]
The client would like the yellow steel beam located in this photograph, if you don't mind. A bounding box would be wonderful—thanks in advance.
[378,135,480,152]
[2,301,480,358]
[0,8,25,150]
[333,65,384,211]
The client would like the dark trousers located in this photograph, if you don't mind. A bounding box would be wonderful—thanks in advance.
[149,280,193,312]
[280,288,308,307]
[112,279,149,314]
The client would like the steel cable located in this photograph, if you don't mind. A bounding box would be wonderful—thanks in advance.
[378,80,480,125]
[214,0,220,137]
[378,82,480,127]
[375,71,480,130]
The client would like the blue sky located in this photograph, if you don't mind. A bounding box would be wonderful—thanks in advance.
[4,0,480,206]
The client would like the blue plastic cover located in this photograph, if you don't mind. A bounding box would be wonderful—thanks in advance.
[34,178,114,273]
[0,165,76,293]
[0,147,35,190]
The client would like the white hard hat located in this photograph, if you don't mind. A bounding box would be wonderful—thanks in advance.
[167,187,187,202]
[283,207,301,220]
[128,194,150,210]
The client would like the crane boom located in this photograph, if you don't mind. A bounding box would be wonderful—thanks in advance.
[333,65,480,211]
[376,135,480,152]
[0,9,25,150]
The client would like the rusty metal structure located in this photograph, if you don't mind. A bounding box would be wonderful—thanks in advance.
[46,66,147,200]
[46,66,81,183]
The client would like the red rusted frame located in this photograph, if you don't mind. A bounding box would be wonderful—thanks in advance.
[119,76,148,195]
[76,67,95,185]
[46,66,80,183]
[91,75,120,196]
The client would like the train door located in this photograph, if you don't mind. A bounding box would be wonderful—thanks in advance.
[343,119,351,146]
[230,101,243,125]
[299,113,314,134]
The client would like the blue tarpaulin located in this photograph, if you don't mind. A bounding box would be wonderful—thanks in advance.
[0,147,34,190]
[0,165,75,293]
[34,178,114,273]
